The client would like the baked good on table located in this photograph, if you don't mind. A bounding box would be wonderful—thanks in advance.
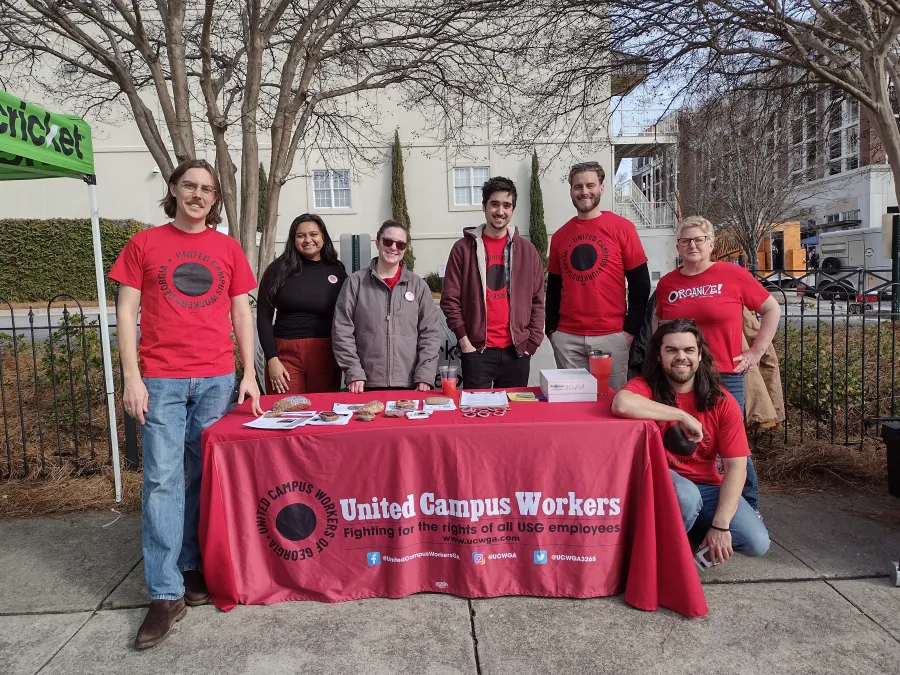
[356,410,376,422]
[318,411,340,422]
[395,399,416,410]
[347,404,364,411]
[272,395,311,413]
[424,396,451,406]
[360,400,385,414]
[384,409,405,418]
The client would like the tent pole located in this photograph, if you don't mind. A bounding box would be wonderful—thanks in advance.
[87,179,123,502]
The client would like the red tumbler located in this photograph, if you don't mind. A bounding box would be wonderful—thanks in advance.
[589,351,612,395]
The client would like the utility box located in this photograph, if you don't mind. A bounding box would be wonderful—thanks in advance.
[880,422,900,498]
[339,234,372,273]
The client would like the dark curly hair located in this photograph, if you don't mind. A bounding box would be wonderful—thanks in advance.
[642,319,723,412]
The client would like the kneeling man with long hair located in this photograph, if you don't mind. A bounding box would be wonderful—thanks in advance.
[612,318,769,565]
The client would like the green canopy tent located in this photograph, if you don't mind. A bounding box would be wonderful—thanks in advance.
[0,89,122,501]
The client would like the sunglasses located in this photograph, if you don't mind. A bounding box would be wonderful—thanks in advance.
[381,236,408,252]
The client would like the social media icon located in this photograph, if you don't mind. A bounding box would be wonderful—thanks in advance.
[472,552,486,565]
[534,550,547,564]
[367,552,381,566]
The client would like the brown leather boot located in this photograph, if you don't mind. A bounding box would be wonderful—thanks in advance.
[182,569,210,606]
[134,598,187,650]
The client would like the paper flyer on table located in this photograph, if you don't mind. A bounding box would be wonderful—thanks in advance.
[306,412,353,426]
[243,415,312,430]
[423,400,457,412]
[459,391,508,408]
[386,400,420,412]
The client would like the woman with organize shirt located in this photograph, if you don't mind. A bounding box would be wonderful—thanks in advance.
[332,219,440,393]
[654,215,781,513]
[257,214,348,394]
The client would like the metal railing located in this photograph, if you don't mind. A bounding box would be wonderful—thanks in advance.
[0,297,109,478]
[612,110,679,137]
[613,182,677,229]
[2,269,899,479]
[750,266,899,446]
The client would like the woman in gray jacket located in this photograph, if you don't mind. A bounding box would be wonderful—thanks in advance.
[332,220,441,393]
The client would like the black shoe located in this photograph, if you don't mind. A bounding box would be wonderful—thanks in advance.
[182,569,210,607]
[134,598,187,649]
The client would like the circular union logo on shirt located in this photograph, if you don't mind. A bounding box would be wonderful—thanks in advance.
[328,274,339,284]
[561,235,609,283]
[157,252,226,309]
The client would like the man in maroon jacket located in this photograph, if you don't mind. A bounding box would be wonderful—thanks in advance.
[441,176,545,389]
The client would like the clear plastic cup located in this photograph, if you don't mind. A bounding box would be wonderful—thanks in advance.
[440,365,459,397]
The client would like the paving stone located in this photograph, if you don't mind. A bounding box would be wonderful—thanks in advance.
[0,512,141,613]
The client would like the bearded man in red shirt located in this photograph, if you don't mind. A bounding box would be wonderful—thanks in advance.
[612,319,769,565]
[546,162,651,390]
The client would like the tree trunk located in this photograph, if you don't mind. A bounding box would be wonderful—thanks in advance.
[258,178,283,279]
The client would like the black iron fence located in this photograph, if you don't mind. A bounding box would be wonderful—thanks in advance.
[2,270,899,478]
[753,266,899,445]
[0,296,111,478]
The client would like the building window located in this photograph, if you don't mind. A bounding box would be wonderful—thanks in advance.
[825,213,840,223]
[651,271,661,281]
[453,167,490,206]
[313,170,351,208]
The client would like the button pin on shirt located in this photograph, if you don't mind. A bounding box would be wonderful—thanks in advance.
[328,274,338,284]
[405,291,415,302]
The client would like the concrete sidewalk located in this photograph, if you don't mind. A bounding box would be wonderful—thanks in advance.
[2,491,899,675]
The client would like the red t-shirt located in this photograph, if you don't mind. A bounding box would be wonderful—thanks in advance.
[655,262,771,374]
[548,212,647,335]
[482,233,512,348]
[382,266,402,290]
[622,377,750,485]
[109,223,257,378]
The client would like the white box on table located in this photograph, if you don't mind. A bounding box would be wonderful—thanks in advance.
[539,368,598,403]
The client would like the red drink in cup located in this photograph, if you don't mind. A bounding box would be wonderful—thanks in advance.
[589,351,612,395]
[440,365,458,398]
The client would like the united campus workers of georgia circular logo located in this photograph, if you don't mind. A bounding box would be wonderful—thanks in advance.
[562,237,609,282]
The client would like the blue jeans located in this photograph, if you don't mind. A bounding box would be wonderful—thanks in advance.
[669,470,770,557]
[720,372,760,511]
[141,373,235,600]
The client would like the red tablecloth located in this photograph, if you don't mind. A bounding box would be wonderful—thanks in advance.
[199,389,708,617]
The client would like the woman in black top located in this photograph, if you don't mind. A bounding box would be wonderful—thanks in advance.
[257,214,347,394]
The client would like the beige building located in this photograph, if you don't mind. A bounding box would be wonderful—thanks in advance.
[0,86,677,281]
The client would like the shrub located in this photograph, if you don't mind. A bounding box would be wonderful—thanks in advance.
[775,322,900,436]
[0,218,148,302]
[424,271,443,293]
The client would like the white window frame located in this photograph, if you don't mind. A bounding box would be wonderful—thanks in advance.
[452,166,490,207]
[312,169,352,209]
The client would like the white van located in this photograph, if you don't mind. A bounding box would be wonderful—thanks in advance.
[818,226,890,271]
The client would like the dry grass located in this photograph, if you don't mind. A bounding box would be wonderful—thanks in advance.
[752,429,887,491]
[0,464,141,518]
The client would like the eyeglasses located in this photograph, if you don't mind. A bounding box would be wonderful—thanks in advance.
[179,181,217,196]
[676,236,710,247]
[381,236,408,252]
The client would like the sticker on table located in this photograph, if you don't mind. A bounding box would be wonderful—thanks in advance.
[404,291,415,302]
[328,274,339,284]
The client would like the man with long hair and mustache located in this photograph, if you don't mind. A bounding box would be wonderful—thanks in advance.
[612,319,769,565]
